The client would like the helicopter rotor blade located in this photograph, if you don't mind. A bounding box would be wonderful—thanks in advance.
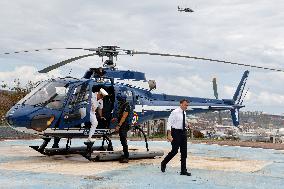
[133,51,284,72]
[1,47,94,56]
[3,47,284,73]
[38,53,97,73]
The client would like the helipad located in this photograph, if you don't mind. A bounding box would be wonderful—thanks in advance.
[0,139,283,189]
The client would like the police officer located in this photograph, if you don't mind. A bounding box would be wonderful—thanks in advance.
[161,99,191,176]
[113,93,131,163]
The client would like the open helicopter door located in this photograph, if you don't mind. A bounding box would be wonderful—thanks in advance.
[58,81,92,130]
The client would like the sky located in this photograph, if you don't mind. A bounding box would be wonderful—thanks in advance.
[0,0,284,115]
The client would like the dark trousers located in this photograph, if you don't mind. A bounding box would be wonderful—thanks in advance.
[119,125,129,159]
[162,128,187,172]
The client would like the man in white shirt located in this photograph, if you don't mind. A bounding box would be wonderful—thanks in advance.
[161,99,191,176]
[82,88,108,142]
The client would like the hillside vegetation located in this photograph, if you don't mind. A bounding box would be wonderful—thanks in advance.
[0,80,35,125]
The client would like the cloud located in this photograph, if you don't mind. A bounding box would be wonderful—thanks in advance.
[0,66,62,89]
[153,75,212,98]
[0,0,284,114]
[223,86,235,98]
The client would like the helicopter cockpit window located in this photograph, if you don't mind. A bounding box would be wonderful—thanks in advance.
[68,83,90,121]
[22,81,69,110]
[17,81,48,105]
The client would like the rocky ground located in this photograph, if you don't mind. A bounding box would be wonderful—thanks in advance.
[0,126,38,140]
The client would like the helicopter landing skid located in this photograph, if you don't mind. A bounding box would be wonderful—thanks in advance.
[81,126,164,162]
[80,143,164,162]
[93,150,164,161]
[30,137,51,154]
[80,134,114,161]
[29,127,163,161]
[29,136,112,157]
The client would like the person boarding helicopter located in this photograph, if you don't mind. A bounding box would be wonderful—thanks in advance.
[80,88,108,142]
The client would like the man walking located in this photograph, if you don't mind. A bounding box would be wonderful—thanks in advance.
[161,99,191,176]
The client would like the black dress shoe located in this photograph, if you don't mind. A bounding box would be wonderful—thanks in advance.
[161,163,166,172]
[180,171,191,176]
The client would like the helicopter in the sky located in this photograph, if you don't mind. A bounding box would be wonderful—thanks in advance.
[178,6,194,13]
[4,46,283,161]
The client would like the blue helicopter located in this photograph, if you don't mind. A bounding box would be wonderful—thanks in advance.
[4,46,281,160]
[178,6,194,13]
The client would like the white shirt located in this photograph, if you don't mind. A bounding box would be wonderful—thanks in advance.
[79,92,103,119]
[91,92,103,112]
[167,107,186,130]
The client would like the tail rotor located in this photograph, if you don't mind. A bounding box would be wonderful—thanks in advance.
[230,70,250,126]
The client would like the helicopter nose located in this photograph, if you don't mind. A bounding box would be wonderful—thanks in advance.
[6,115,12,125]
[5,110,30,128]
[6,109,16,126]
[6,105,57,132]
[5,104,38,129]
[6,116,13,125]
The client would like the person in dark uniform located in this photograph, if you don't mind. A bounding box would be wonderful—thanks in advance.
[94,67,106,78]
[161,99,191,176]
[113,93,131,163]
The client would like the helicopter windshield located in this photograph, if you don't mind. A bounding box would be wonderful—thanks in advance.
[20,81,69,110]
